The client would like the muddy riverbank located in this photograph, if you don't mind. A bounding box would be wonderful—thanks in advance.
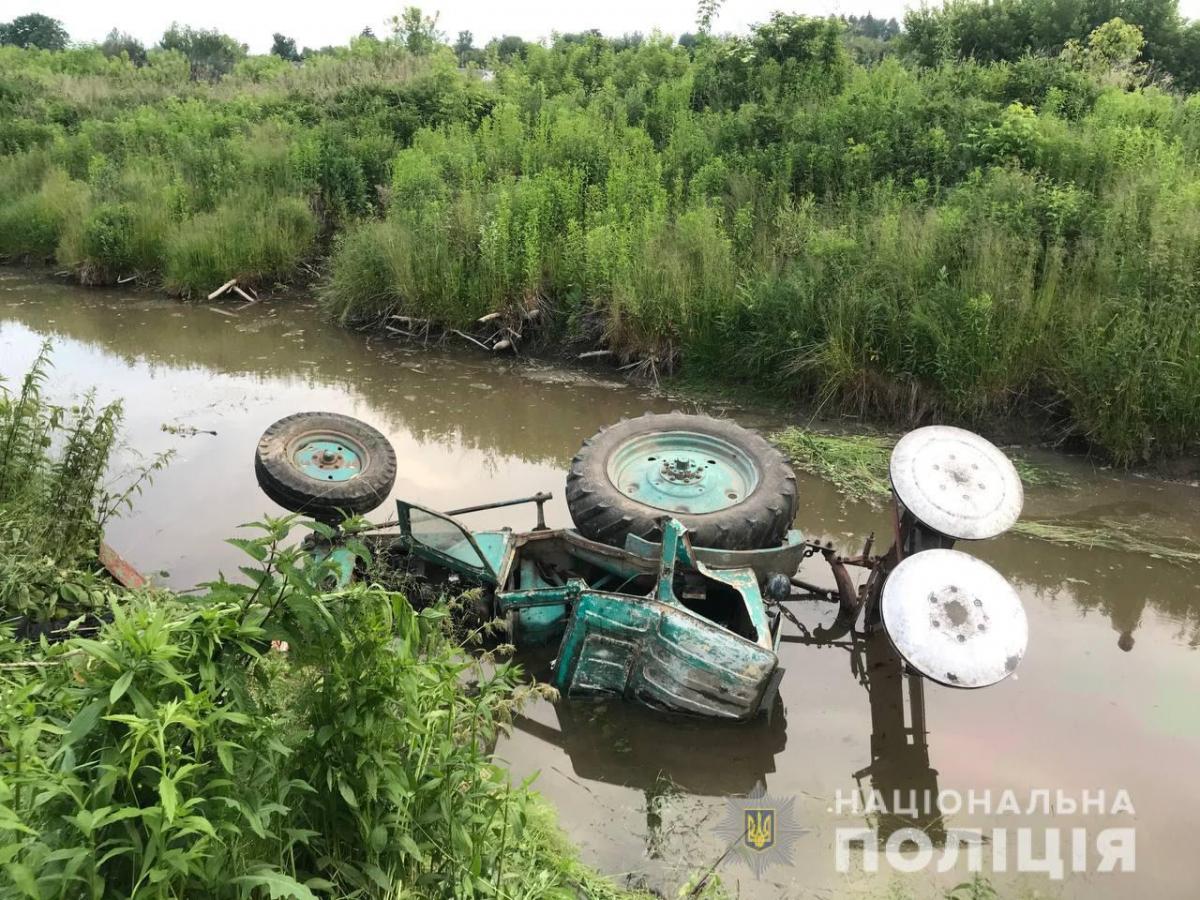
[3,271,1198,899]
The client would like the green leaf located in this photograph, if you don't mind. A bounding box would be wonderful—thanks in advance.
[217,742,234,774]
[159,775,178,823]
[109,670,134,704]
[399,834,424,862]
[227,537,269,562]
[5,862,38,898]
[64,699,104,747]
[362,863,391,890]
[336,777,357,809]
[369,823,387,852]
[233,870,318,900]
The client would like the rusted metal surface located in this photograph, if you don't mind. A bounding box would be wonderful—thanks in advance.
[98,540,146,589]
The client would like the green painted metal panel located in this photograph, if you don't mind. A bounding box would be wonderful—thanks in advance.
[552,591,778,720]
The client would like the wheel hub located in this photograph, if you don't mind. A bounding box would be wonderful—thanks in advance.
[606,431,760,515]
[660,457,704,484]
[292,437,364,483]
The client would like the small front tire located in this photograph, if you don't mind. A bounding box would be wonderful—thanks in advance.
[254,411,397,519]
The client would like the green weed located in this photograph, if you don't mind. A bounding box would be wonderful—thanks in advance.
[0,344,171,622]
[771,426,1200,565]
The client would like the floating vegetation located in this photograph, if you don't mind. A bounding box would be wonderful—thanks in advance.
[771,429,894,504]
[772,428,1070,504]
[1011,519,1200,566]
[773,428,1200,565]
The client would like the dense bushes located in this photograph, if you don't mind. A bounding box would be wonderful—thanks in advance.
[0,516,657,898]
[0,38,470,294]
[3,9,1200,460]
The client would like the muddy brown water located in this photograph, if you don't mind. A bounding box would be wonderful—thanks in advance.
[2,271,1198,899]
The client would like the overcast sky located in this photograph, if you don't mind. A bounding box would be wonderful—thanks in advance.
[14,0,1200,53]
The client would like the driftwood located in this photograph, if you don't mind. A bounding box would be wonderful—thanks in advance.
[452,329,491,351]
[477,311,502,324]
[493,339,512,352]
[117,274,137,284]
[207,278,237,300]
[232,286,257,304]
[578,349,614,360]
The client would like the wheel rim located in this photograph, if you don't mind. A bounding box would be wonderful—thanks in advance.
[605,431,760,515]
[288,433,367,484]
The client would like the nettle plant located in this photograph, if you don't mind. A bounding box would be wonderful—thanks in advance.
[0,516,560,899]
[0,343,171,624]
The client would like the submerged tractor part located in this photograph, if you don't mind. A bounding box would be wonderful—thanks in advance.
[255,412,397,520]
[566,413,798,551]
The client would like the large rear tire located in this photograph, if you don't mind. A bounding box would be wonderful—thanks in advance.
[566,413,797,550]
[255,412,397,520]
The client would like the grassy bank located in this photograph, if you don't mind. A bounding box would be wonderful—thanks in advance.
[3,6,1200,462]
[0,352,694,899]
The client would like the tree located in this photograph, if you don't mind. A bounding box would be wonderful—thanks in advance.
[901,0,1189,84]
[488,35,529,61]
[101,28,147,66]
[0,13,69,50]
[270,32,300,61]
[389,7,443,55]
[453,29,474,65]
[159,23,247,80]
[1086,16,1146,65]
[696,0,725,36]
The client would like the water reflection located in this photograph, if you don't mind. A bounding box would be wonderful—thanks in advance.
[0,275,670,468]
[852,633,946,844]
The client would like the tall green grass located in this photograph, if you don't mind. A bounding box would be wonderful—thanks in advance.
[163,190,318,296]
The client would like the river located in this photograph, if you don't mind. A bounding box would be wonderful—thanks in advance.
[2,270,1197,899]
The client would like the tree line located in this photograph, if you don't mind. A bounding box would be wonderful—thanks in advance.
[4,1,1200,87]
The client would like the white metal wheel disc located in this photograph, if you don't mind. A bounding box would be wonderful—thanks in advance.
[882,549,1028,689]
[889,425,1023,540]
